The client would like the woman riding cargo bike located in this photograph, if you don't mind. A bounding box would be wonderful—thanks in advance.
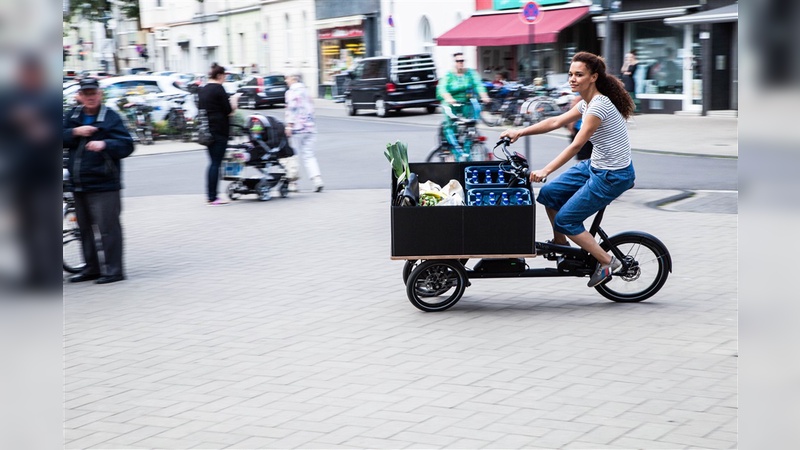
[501,51,636,288]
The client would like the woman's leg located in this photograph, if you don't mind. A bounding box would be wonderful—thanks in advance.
[545,207,568,245]
[207,135,227,202]
[553,164,636,263]
[537,161,591,244]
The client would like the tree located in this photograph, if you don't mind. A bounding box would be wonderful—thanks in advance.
[64,0,142,73]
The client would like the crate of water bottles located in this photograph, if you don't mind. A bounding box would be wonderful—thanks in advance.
[464,166,512,190]
[467,187,531,207]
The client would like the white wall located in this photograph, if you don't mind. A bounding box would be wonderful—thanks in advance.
[139,0,317,87]
[381,0,476,79]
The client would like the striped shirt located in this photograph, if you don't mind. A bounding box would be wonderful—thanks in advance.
[579,95,631,170]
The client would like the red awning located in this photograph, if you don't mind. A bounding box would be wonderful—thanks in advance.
[436,6,589,46]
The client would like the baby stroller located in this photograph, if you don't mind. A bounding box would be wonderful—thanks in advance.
[223,114,295,201]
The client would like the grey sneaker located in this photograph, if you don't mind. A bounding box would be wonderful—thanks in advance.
[587,256,621,288]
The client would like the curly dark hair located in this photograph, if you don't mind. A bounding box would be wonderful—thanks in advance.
[572,52,634,119]
[209,62,226,79]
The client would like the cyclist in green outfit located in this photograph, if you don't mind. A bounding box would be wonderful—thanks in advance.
[436,52,490,157]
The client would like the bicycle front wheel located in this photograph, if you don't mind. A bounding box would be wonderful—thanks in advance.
[480,101,504,127]
[63,237,85,274]
[469,143,491,161]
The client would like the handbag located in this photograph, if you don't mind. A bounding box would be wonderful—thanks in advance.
[196,109,214,146]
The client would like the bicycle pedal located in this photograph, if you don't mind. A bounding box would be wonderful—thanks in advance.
[556,255,584,272]
[543,252,559,261]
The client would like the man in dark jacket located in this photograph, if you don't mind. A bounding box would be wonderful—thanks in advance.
[62,79,134,284]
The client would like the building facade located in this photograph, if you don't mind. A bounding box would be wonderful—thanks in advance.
[139,0,318,87]
[594,0,738,114]
[100,0,737,110]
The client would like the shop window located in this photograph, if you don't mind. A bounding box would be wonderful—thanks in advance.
[630,21,684,94]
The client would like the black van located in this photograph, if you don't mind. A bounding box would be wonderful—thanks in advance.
[344,53,438,117]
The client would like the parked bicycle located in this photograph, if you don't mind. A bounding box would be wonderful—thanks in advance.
[120,99,155,145]
[63,167,85,274]
[165,96,193,142]
[480,82,536,127]
[426,100,491,162]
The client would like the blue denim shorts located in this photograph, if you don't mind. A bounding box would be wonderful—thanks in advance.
[536,160,635,236]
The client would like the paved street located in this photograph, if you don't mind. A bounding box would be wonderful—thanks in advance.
[64,111,737,449]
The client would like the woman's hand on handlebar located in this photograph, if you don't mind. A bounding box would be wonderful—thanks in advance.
[500,128,523,143]
[529,168,549,183]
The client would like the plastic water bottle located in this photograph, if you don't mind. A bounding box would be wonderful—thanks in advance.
[488,191,497,205]
[498,170,505,183]
[501,192,509,206]
[474,191,483,206]
[471,169,478,184]
[515,191,523,205]
[485,169,493,184]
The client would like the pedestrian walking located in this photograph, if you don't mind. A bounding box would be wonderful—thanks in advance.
[500,51,635,288]
[62,78,135,284]
[198,63,242,205]
[284,71,324,192]
[621,50,639,112]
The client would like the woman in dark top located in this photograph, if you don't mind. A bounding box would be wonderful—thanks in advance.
[621,51,638,111]
[197,63,241,205]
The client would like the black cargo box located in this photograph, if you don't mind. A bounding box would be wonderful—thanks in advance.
[390,161,536,259]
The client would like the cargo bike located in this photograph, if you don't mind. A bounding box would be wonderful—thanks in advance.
[390,138,673,312]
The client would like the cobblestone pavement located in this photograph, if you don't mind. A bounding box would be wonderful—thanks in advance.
[64,188,737,449]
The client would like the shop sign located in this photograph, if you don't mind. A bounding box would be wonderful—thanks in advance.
[318,27,364,40]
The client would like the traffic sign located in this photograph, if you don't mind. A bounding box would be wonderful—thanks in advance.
[519,1,543,25]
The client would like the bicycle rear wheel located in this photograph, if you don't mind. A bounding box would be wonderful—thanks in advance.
[595,233,671,302]
[426,145,456,162]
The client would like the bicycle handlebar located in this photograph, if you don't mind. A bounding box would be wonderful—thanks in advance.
[493,137,545,185]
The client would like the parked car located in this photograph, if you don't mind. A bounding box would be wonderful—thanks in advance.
[235,75,287,109]
[120,67,151,75]
[150,71,178,77]
[63,75,193,122]
[64,69,79,83]
[185,73,207,95]
[343,53,438,117]
[222,72,244,95]
[78,70,114,80]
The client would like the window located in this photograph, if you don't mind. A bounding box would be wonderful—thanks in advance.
[420,16,433,53]
[352,63,365,80]
[285,13,292,58]
[362,60,385,79]
[630,21,684,94]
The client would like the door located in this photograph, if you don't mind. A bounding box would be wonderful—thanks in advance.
[710,22,733,111]
[349,62,367,106]
[361,59,387,108]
